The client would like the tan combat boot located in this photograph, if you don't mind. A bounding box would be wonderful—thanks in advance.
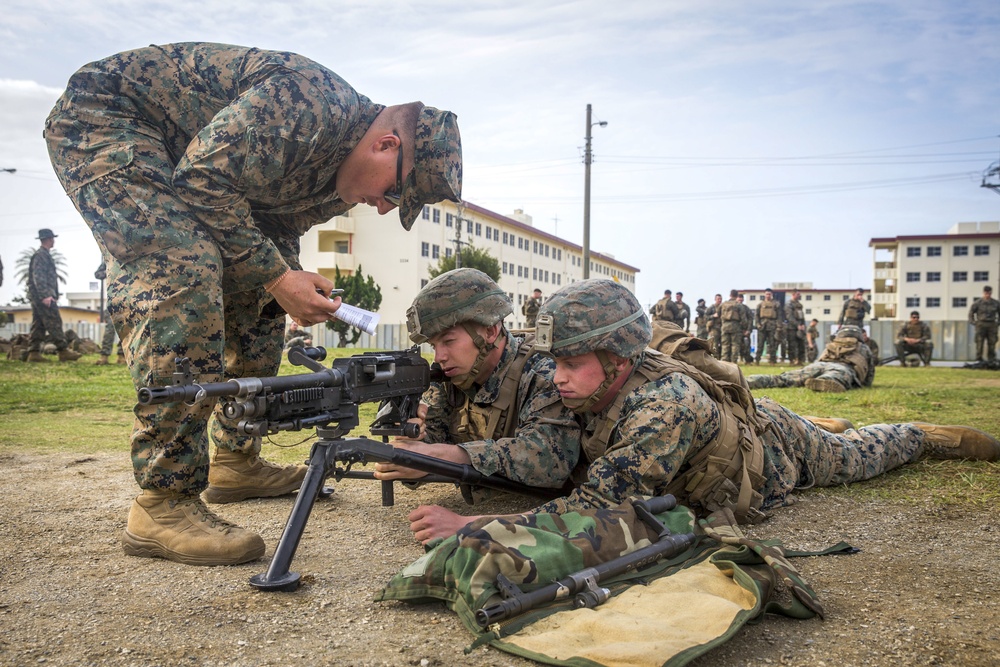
[805,377,846,393]
[95,354,110,366]
[26,351,46,362]
[122,490,265,565]
[802,416,855,433]
[913,423,1000,462]
[57,348,82,361]
[203,449,308,504]
[116,354,127,365]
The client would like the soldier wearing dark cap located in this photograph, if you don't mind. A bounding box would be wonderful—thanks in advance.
[402,279,999,543]
[45,42,462,566]
[26,229,81,363]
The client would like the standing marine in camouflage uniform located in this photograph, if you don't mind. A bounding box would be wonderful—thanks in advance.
[694,298,708,339]
[374,269,580,497]
[838,288,871,329]
[736,294,754,364]
[747,326,874,393]
[784,290,806,365]
[521,288,543,328]
[969,286,999,363]
[755,289,783,364]
[93,262,125,365]
[45,43,463,566]
[651,289,680,326]
[805,319,820,363]
[895,311,933,366]
[26,229,81,363]
[402,279,1000,543]
[719,290,743,363]
[705,293,723,357]
[674,292,691,332]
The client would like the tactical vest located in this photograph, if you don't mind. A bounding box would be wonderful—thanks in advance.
[580,322,767,523]
[898,322,926,340]
[818,337,869,382]
[444,334,537,444]
[720,300,742,322]
[843,299,865,321]
[758,300,780,320]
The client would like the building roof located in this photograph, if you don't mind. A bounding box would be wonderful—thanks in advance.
[461,201,641,272]
[870,233,1000,246]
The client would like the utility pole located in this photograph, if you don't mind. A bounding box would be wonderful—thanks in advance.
[455,202,464,268]
[582,104,606,279]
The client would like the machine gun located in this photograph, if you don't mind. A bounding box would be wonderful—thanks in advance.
[138,346,553,592]
[474,495,697,628]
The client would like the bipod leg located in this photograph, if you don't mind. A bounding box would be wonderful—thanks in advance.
[249,438,334,592]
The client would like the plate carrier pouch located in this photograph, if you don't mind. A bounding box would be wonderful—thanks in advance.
[757,299,780,320]
[580,321,768,523]
[843,298,865,322]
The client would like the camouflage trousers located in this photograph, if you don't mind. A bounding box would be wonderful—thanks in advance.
[755,321,779,362]
[745,361,856,391]
[754,397,924,509]
[974,322,998,361]
[28,300,67,352]
[786,330,806,363]
[894,341,933,365]
[720,325,741,363]
[708,329,721,358]
[46,115,287,494]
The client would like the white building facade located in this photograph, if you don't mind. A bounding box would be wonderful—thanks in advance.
[298,200,640,330]
[870,222,1000,321]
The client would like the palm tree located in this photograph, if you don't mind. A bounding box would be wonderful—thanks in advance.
[14,247,68,294]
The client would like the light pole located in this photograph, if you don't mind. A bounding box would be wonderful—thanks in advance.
[582,104,607,279]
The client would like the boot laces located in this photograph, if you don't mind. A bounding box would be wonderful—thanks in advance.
[171,497,236,533]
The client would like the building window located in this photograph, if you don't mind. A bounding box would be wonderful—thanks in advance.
[824,295,831,301]
[445,213,452,227]
[927,246,941,257]
[953,246,968,257]
[544,270,550,282]
[926,272,941,282]
[467,220,473,234]
[906,297,920,308]
[533,268,538,280]
[926,297,941,308]
[433,209,440,223]
[906,247,921,257]
[502,231,508,244]
[953,271,968,282]
[556,249,562,260]
[906,272,920,282]
[545,245,550,258]
[749,295,756,301]
[953,297,967,308]
[518,238,524,250]
[823,309,830,315]
[334,240,349,254]
[420,279,428,288]
[475,223,482,236]
[432,244,440,259]
[974,271,990,282]
[975,245,990,256]
[532,240,538,254]
[445,248,452,258]
[422,205,430,220]
[805,295,812,301]
[805,308,812,314]
[421,242,429,257]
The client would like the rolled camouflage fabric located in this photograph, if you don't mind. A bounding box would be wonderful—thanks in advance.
[534,278,651,358]
[406,268,512,343]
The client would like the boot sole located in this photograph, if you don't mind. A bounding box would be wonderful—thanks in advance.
[122,529,264,565]
[202,482,302,504]
[806,378,846,393]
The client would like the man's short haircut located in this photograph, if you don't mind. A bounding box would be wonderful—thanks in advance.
[985,286,993,293]
[676,292,683,297]
[663,289,672,295]
[729,289,739,297]
[910,310,920,318]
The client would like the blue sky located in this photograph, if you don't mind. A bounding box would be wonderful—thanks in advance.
[1,0,998,312]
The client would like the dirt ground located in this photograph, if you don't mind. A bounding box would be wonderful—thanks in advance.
[1,449,998,667]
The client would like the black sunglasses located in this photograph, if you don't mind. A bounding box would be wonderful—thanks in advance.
[384,130,403,206]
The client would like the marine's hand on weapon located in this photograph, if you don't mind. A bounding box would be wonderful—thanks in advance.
[402,402,429,441]
[373,440,473,481]
[408,504,493,545]
[267,269,341,327]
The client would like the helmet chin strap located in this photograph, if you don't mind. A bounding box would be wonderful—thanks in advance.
[563,350,621,414]
[448,323,499,391]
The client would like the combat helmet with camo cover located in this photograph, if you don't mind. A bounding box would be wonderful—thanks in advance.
[406,268,512,390]
[534,279,651,411]
[835,325,864,341]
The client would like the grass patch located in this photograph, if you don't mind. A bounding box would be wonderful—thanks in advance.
[1,355,997,506]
